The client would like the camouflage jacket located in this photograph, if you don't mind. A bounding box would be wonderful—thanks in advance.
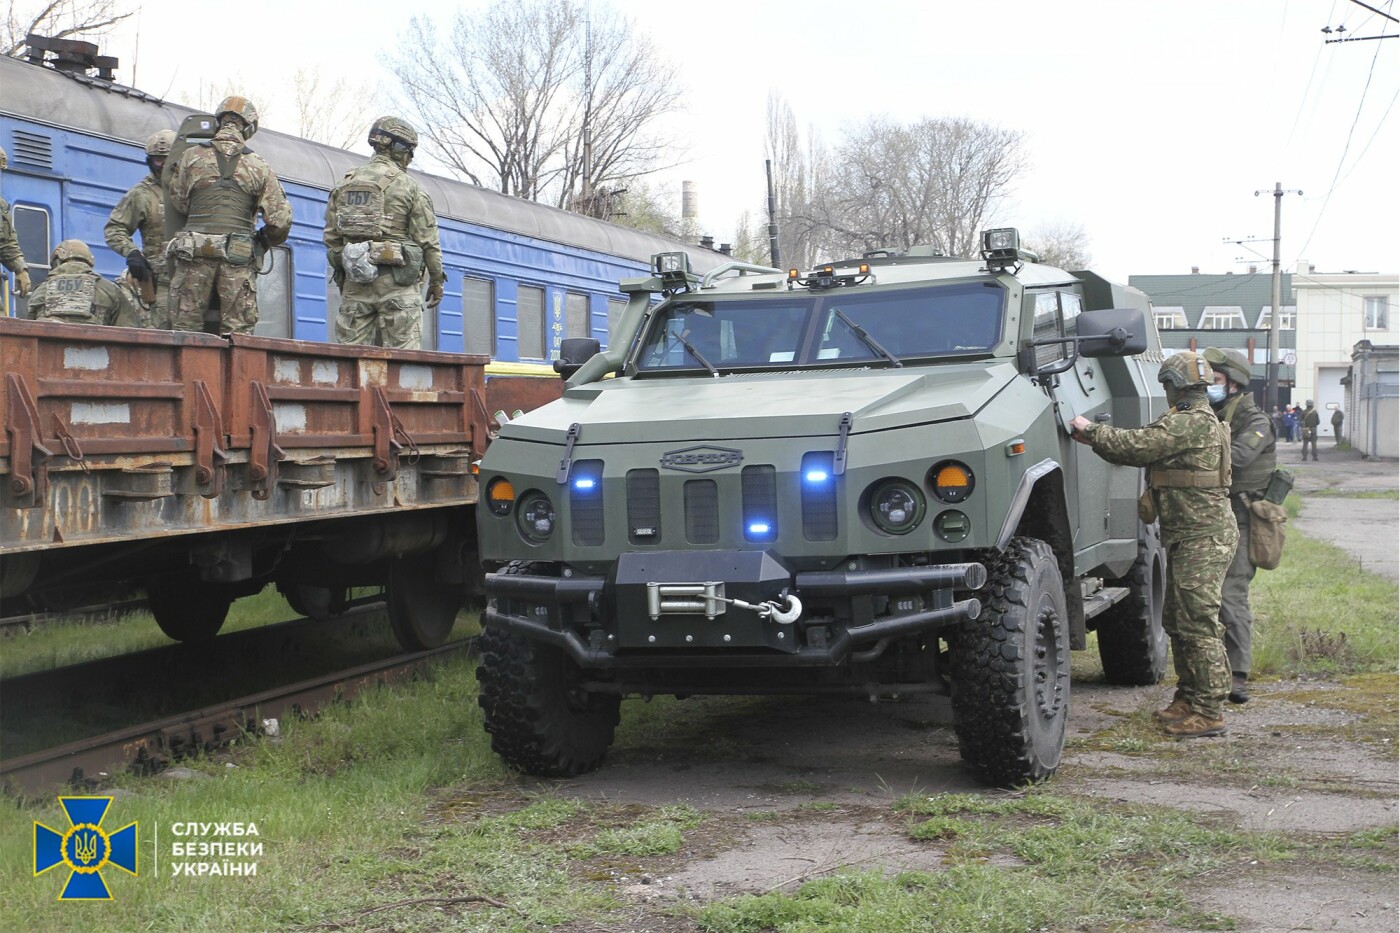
[1,195,25,273]
[323,153,445,287]
[1301,406,1320,432]
[104,173,167,273]
[1082,396,1234,544]
[167,123,292,245]
[1217,392,1276,496]
[27,260,139,327]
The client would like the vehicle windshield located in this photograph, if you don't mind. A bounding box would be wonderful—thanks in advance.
[633,281,1005,374]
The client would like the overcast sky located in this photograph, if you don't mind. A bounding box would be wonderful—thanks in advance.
[100,0,1397,282]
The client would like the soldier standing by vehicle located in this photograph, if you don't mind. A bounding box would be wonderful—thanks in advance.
[105,129,176,327]
[1300,400,1320,461]
[1331,406,1344,445]
[166,96,291,335]
[323,116,445,349]
[1204,347,1277,704]
[1070,351,1237,738]
[26,239,138,327]
[1,146,32,300]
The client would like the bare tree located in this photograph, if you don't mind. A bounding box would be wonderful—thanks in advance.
[3,0,132,57]
[389,0,682,211]
[289,68,378,151]
[1024,221,1093,270]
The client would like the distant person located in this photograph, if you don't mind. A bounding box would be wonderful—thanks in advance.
[1071,352,1236,738]
[1205,347,1277,705]
[1331,406,1344,445]
[166,95,292,335]
[0,145,32,299]
[105,129,176,328]
[1270,406,1284,439]
[1283,405,1300,443]
[26,239,138,327]
[1300,400,1320,461]
[323,116,445,349]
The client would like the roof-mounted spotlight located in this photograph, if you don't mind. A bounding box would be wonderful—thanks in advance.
[980,227,1038,273]
[651,251,699,292]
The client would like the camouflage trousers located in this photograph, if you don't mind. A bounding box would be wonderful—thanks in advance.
[1220,499,1257,676]
[1163,528,1237,718]
[116,277,171,329]
[334,276,423,350]
[169,258,258,335]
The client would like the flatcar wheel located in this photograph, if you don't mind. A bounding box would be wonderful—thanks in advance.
[386,556,461,651]
[279,582,342,622]
[146,573,232,643]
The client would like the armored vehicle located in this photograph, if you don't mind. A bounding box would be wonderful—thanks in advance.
[474,228,1167,786]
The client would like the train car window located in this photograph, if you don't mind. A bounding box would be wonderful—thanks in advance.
[518,284,546,360]
[420,288,438,350]
[606,298,627,345]
[12,205,51,316]
[254,246,294,338]
[565,292,590,340]
[462,275,495,356]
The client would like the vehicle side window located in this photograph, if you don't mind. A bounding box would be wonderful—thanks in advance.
[1033,292,1064,367]
[1060,292,1082,336]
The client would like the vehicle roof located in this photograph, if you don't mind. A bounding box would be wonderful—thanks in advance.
[697,256,1083,296]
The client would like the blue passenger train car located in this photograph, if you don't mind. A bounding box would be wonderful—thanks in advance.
[0,52,727,359]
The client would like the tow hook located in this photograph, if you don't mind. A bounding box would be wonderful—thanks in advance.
[724,593,802,624]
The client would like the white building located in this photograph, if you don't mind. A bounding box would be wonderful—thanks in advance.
[1292,262,1399,417]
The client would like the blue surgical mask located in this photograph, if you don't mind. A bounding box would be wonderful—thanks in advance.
[1207,384,1228,405]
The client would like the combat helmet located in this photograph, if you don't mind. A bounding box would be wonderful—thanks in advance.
[215,96,259,140]
[145,129,176,157]
[51,239,95,267]
[1158,351,1213,390]
[1202,346,1251,389]
[368,116,418,152]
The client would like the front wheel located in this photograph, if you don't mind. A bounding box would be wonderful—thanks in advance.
[950,536,1070,786]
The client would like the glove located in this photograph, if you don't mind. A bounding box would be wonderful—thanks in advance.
[426,280,444,308]
[15,267,31,297]
[126,250,154,282]
[253,227,271,252]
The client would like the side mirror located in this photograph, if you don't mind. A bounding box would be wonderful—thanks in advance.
[553,337,601,379]
[1078,308,1149,357]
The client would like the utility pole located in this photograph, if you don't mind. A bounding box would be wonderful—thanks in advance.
[1254,183,1302,414]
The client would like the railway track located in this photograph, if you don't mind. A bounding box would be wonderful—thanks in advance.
[0,635,474,797]
[0,597,151,633]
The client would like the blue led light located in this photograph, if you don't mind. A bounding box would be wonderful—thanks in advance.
[804,470,830,483]
[573,478,596,491]
[748,522,771,535]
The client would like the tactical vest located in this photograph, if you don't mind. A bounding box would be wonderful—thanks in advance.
[333,169,400,240]
[185,144,257,235]
[1220,394,1276,494]
[38,271,100,323]
[1149,413,1232,490]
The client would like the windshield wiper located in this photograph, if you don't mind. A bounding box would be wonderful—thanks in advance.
[674,328,719,377]
[832,308,902,368]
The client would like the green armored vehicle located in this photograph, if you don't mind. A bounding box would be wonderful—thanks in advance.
[474,228,1167,786]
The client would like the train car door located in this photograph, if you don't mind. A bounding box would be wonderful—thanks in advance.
[2,173,60,318]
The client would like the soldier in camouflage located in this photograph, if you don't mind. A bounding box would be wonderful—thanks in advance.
[105,129,176,328]
[1071,351,1237,738]
[166,96,292,335]
[1204,347,1277,704]
[1,145,33,300]
[323,116,445,349]
[26,239,138,327]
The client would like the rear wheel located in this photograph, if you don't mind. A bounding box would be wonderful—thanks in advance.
[146,573,232,642]
[477,562,620,776]
[1096,522,1167,686]
[386,554,461,650]
[950,536,1070,786]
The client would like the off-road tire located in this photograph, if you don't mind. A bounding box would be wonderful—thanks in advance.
[146,572,232,642]
[476,562,620,777]
[1096,522,1168,686]
[950,536,1070,786]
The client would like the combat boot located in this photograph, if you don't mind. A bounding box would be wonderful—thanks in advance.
[1153,692,1191,723]
[1163,713,1226,738]
[1228,672,1250,704]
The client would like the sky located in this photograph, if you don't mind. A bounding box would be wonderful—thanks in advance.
[95,0,1398,282]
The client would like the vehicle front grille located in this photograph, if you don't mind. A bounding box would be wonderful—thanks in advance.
[684,479,720,544]
[570,459,605,546]
[626,469,661,544]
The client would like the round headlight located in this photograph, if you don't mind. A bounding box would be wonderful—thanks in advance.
[931,461,975,503]
[516,490,556,542]
[867,479,925,535]
[486,477,515,516]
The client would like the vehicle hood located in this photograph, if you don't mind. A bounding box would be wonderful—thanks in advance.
[497,362,1019,445]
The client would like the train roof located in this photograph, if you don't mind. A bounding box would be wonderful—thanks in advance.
[0,54,728,271]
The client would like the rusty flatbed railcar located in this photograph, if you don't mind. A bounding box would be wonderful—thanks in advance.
[1,316,492,649]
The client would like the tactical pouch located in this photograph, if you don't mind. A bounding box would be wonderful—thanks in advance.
[369,239,405,266]
[342,242,379,285]
[225,232,254,266]
[1137,488,1158,524]
[1248,499,1287,570]
[391,242,424,287]
[1263,468,1295,505]
[190,231,229,261]
[167,230,197,262]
